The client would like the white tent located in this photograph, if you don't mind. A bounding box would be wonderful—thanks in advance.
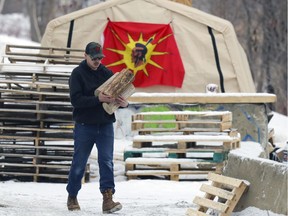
[41,0,256,93]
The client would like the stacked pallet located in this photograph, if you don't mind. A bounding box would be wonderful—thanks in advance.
[125,111,240,181]
[0,44,90,182]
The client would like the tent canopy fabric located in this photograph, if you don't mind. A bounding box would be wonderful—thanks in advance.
[41,0,256,93]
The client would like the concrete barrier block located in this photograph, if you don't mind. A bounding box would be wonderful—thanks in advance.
[223,151,287,215]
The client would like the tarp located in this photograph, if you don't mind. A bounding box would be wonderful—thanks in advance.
[41,0,256,93]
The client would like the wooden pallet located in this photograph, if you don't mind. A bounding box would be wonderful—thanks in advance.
[0,143,90,182]
[0,44,83,182]
[5,44,83,65]
[132,111,232,133]
[131,111,239,149]
[124,147,228,162]
[132,133,240,149]
[125,158,224,181]
[186,172,249,216]
[0,163,90,183]
[125,110,240,180]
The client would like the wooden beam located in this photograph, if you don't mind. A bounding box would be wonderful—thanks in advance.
[193,196,228,212]
[128,93,276,104]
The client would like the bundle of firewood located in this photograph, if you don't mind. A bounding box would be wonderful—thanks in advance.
[94,68,135,114]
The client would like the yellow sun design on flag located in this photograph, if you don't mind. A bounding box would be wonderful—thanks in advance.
[105,31,172,76]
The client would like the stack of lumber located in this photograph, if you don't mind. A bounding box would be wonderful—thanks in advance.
[4,44,84,65]
[125,111,240,181]
[0,44,90,182]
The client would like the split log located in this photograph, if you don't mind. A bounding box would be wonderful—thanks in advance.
[94,68,135,114]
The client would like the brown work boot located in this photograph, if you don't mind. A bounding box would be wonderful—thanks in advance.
[102,189,122,214]
[67,195,80,211]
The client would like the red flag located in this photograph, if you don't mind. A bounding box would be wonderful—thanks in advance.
[102,20,185,88]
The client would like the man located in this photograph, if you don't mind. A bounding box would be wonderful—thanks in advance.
[66,42,128,214]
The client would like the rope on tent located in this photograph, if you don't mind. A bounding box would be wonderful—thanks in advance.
[208,26,225,93]
[66,19,75,54]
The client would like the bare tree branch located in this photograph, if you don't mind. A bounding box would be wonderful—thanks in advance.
[26,0,41,42]
[0,0,5,13]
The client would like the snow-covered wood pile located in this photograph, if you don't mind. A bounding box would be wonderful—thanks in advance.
[0,45,90,182]
[125,111,241,181]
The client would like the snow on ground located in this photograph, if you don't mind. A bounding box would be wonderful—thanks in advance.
[0,178,284,216]
[0,113,287,216]
[0,35,287,216]
[0,179,203,216]
[0,139,286,216]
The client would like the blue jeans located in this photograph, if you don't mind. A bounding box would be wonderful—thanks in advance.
[66,123,115,197]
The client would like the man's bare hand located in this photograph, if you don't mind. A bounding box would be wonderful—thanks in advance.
[98,92,115,103]
[115,96,129,108]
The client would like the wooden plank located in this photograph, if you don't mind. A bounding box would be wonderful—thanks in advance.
[132,112,232,132]
[166,148,224,153]
[0,153,73,160]
[7,57,80,65]
[170,163,179,181]
[0,89,69,97]
[186,208,209,216]
[221,112,232,122]
[131,121,231,132]
[0,79,68,88]
[123,148,226,161]
[207,172,243,188]
[0,98,71,105]
[0,126,72,133]
[0,171,68,179]
[220,122,232,131]
[48,59,80,65]
[125,158,217,165]
[131,140,234,150]
[132,127,223,133]
[0,135,72,141]
[125,163,135,171]
[126,170,169,175]
[0,69,72,77]
[0,108,71,115]
[0,163,71,169]
[132,119,224,124]
[0,171,36,177]
[124,147,224,154]
[6,50,83,59]
[193,196,228,213]
[200,184,234,200]
[133,134,240,143]
[7,57,46,63]
[132,111,232,116]
[0,144,73,150]
[128,93,277,104]
[126,170,211,176]
[224,182,248,215]
[0,117,72,123]
[178,141,188,149]
[6,44,84,53]
[5,46,83,59]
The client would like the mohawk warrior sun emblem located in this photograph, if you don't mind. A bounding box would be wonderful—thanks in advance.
[131,38,153,68]
[102,20,185,88]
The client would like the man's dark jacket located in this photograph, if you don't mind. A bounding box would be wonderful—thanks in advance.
[69,60,116,124]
